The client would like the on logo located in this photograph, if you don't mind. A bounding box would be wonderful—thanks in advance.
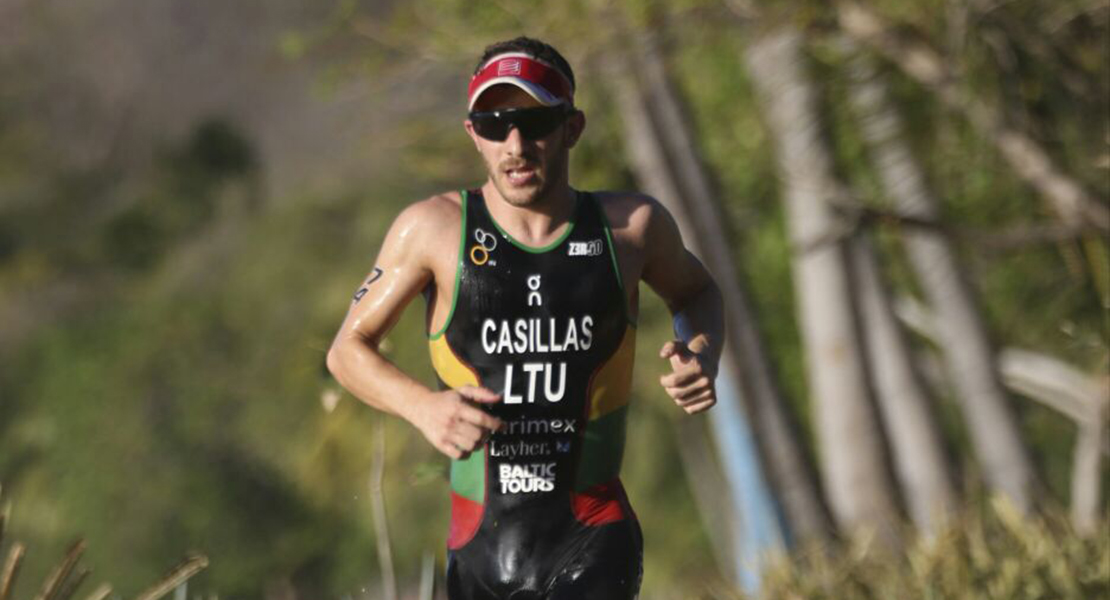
[526,274,542,307]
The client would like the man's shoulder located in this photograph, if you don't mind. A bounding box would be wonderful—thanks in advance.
[382,192,463,264]
[590,190,666,241]
[397,191,464,228]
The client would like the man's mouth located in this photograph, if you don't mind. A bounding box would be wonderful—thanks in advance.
[503,164,539,186]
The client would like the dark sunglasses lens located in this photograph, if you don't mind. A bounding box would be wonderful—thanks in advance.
[515,109,565,139]
[472,114,511,141]
[471,107,569,141]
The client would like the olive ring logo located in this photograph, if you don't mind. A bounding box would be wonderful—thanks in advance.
[470,228,498,266]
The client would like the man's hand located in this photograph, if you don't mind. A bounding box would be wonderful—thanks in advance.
[659,340,717,415]
[412,386,504,460]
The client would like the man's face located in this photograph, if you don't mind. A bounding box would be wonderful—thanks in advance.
[465,84,585,207]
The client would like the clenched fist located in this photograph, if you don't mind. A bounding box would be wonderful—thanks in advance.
[659,339,717,415]
[412,386,504,459]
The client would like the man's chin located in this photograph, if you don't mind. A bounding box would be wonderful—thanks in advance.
[494,179,544,206]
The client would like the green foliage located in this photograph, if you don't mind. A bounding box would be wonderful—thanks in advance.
[1,191,389,597]
[1,0,1106,596]
[185,119,256,179]
[102,206,165,269]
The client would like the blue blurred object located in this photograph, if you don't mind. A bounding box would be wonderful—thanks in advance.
[710,368,787,593]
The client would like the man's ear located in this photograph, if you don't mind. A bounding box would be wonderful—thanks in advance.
[464,119,482,151]
[564,110,586,148]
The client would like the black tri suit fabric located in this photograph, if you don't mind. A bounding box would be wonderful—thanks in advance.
[428,188,643,600]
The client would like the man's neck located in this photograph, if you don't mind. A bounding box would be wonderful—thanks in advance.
[481,181,577,246]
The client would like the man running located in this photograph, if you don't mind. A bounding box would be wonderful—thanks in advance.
[327,36,723,600]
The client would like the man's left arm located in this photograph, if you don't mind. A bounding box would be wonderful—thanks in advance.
[639,200,724,415]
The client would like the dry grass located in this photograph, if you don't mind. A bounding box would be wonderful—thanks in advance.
[753,497,1109,600]
[0,485,209,600]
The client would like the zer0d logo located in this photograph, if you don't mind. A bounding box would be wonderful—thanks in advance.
[470,228,499,266]
[568,239,603,257]
[499,462,556,494]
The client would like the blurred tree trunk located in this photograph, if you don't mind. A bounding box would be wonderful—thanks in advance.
[605,29,833,553]
[631,30,835,545]
[369,417,398,600]
[842,45,1040,512]
[744,26,902,545]
[836,1,1110,234]
[671,415,740,578]
[898,298,1107,534]
[997,349,1107,535]
[850,233,958,533]
[604,61,751,589]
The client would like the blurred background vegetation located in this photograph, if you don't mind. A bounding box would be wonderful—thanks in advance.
[0,0,1106,598]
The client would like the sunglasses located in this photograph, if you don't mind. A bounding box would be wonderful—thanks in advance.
[468,105,575,141]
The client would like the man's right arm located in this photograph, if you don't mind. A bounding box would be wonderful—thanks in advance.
[326,197,503,459]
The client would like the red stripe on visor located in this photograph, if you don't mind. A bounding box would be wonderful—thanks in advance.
[468,53,573,111]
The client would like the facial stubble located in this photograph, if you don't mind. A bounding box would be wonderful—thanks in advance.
[485,136,570,208]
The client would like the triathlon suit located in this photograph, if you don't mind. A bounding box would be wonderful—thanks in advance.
[427,188,642,600]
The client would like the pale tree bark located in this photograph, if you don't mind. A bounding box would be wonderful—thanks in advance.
[841,43,1040,512]
[671,415,740,579]
[744,27,902,545]
[1069,414,1106,537]
[850,234,958,533]
[996,349,1106,534]
[836,1,1110,234]
[627,30,833,546]
[607,32,834,545]
[897,298,1108,534]
[603,51,744,585]
[369,418,397,600]
[602,29,834,587]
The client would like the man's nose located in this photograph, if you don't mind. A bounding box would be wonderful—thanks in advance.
[502,125,527,155]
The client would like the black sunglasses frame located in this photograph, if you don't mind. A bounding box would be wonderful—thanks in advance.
[468,105,576,142]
